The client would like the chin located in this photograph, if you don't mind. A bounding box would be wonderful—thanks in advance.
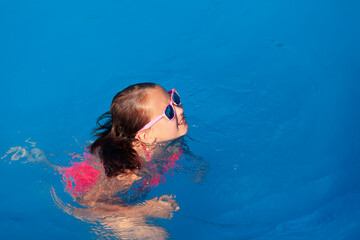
[180,125,189,136]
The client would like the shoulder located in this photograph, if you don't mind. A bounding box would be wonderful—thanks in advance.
[116,170,142,182]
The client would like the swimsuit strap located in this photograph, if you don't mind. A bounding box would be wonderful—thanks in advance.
[142,145,151,162]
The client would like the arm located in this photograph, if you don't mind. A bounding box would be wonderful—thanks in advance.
[73,194,179,219]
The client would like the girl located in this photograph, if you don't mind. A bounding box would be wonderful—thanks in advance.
[55,83,191,239]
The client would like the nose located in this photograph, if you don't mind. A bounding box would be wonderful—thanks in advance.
[174,104,184,116]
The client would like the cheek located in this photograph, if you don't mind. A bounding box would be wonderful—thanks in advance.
[166,120,179,133]
[155,119,179,136]
[167,121,181,137]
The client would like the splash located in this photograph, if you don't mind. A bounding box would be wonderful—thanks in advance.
[1,139,47,163]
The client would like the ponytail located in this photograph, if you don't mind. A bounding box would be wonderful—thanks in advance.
[89,83,157,178]
[89,112,141,178]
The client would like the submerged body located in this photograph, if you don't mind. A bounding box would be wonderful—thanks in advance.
[55,139,193,240]
[60,141,184,206]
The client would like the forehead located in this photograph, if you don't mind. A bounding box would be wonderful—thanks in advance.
[145,86,170,114]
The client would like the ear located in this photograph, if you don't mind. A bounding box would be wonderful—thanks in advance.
[135,130,155,144]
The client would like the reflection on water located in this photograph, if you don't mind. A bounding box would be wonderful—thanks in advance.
[2,137,208,239]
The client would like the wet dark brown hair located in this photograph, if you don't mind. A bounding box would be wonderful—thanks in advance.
[89,83,157,178]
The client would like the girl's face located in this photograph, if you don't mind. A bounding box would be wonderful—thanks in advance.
[140,86,188,142]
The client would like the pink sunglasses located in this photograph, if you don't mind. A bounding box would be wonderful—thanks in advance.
[138,89,181,132]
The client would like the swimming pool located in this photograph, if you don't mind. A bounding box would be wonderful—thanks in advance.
[1,0,360,239]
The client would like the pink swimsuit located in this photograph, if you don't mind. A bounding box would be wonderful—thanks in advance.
[59,151,101,197]
[60,148,183,198]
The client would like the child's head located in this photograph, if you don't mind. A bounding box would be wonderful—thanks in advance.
[90,83,188,177]
[134,85,188,142]
[111,83,188,142]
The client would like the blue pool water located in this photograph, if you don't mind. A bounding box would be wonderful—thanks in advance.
[1,0,360,239]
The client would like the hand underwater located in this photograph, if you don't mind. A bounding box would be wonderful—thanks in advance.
[144,194,180,219]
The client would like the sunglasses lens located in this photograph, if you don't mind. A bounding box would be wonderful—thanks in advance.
[172,91,181,105]
[164,104,175,120]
